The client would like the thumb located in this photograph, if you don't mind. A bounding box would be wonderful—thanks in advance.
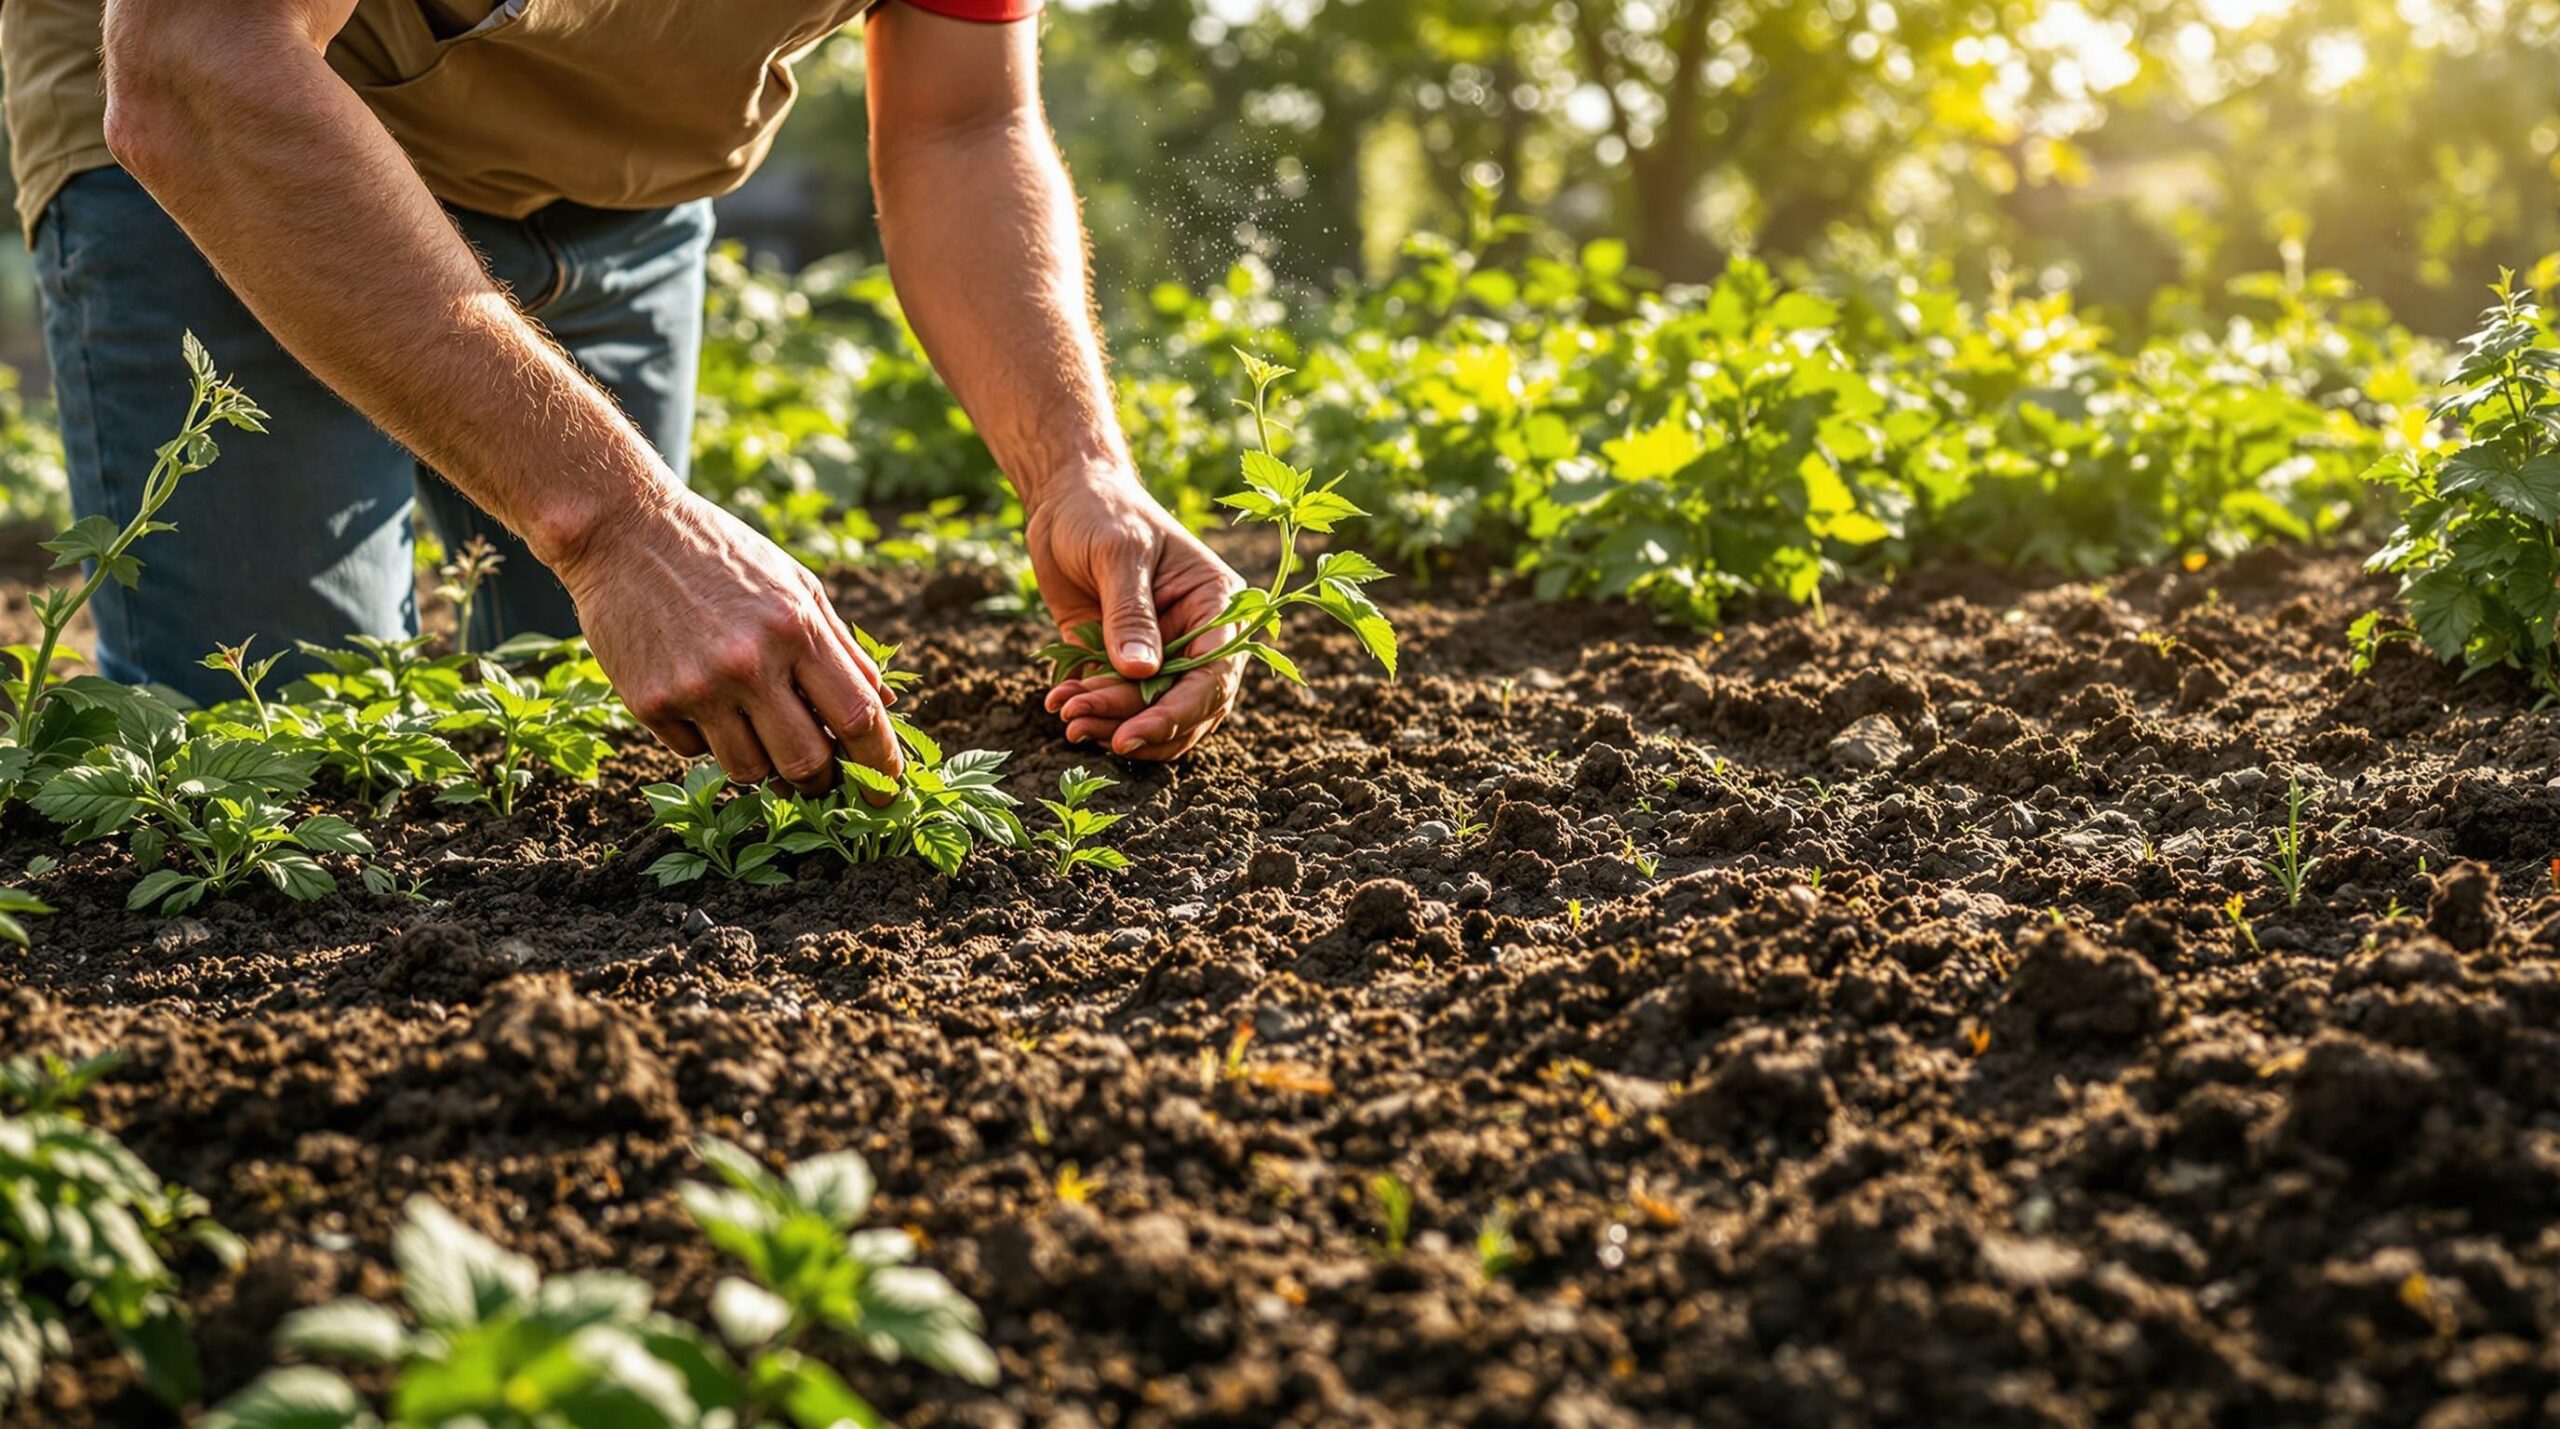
[1098,558,1163,678]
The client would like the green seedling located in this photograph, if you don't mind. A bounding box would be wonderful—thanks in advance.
[1476,1203,1521,1283]
[206,1196,736,1429]
[644,762,797,887]
[435,659,615,816]
[1623,834,1659,879]
[682,1136,997,1416]
[210,1139,998,1429]
[2259,774,2319,908]
[433,534,505,656]
[2,1050,242,1412]
[644,635,1023,885]
[199,638,285,736]
[294,705,475,809]
[34,734,372,914]
[1036,765,1129,877]
[770,739,1025,878]
[2225,893,2261,954]
[291,634,468,714]
[6,335,264,734]
[1041,350,1397,703]
[2362,275,2560,702]
[1370,1172,1413,1259]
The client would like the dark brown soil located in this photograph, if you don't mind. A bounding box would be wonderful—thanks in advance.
[12,548,2560,1428]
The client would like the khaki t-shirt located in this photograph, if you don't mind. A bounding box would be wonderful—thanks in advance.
[0,0,1041,239]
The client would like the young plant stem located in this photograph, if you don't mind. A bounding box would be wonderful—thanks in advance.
[18,408,201,728]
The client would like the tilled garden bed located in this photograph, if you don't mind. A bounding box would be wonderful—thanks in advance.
[12,547,2560,1426]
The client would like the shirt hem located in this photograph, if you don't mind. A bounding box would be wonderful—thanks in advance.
[14,143,116,243]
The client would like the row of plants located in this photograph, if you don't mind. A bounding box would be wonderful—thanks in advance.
[1,1045,993,1425]
[0,340,1420,919]
[694,224,2447,628]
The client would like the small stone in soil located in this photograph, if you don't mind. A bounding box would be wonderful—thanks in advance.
[681,908,715,938]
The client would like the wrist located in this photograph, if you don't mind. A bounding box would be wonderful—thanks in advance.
[527,470,686,585]
[1015,453,1142,516]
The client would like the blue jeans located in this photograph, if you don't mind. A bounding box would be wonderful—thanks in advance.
[32,166,712,705]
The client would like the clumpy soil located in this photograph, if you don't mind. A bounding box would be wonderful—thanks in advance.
[12,547,2560,1427]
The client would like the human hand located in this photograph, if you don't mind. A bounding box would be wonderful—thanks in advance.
[550,488,901,798]
[1026,468,1246,759]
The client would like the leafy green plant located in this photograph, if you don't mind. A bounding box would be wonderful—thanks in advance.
[767,737,1025,878]
[205,1196,739,1429]
[5,335,265,734]
[1,1050,242,1411]
[33,734,372,913]
[642,633,1022,886]
[1034,766,1128,877]
[2261,774,2319,908]
[199,638,286,736]
[642,762,796,888]
[682,1136,997,1420]
[290,635,469,715]
[1041,351,1397,703]
[435,659,616,816]
[2360,274,2560,700]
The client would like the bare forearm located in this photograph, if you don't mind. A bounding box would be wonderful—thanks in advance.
[101,6,675,570]
[871,69,1126,507]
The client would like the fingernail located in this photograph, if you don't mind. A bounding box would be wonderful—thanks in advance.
[1120,641,1155,667]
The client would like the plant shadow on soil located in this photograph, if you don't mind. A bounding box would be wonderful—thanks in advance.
[13,546,2560,1426]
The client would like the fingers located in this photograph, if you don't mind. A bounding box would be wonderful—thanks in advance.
[744,687,842,797]
[1057,680,1149,725]
[795,654,902,808]
[1096,557,1163,679]
[636,713,710,760]
[1109,664,1236,757]
[695,709,775,788]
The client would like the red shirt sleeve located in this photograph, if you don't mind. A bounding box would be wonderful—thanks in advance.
[894,0,1042,20]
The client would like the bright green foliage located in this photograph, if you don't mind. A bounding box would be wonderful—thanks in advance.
[291,635,470,714]
[1035,766,1129,877]
[32,732,372,914]
[204,1197,741,1429]
[1,1050,243,1412]
[643,634,1025,885]
[696,235,2421,637]
[207,1144,999,1429]
[2362,276,2560,700]
[0,887,48,947]
[1369,1173,1413,1259]
[435,659,617,816]
[683,1137,998,1406]
[1042,352,1398,701]
[643,762,797,888]
[6,335,264,734]
[2260,775,2320,909]
[765,736,1025,878]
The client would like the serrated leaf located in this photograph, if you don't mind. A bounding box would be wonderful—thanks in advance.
[1313,581,1399,677]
